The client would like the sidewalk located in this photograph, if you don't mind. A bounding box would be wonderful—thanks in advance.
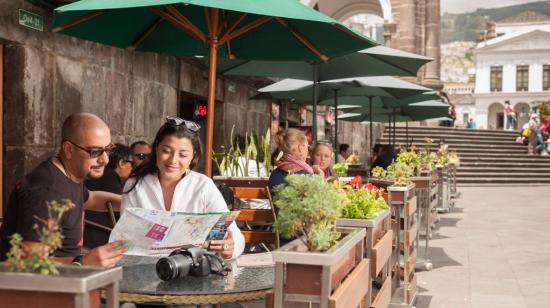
[416,186,550,308]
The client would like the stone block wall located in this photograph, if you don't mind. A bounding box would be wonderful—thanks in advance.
[0,0,270,205]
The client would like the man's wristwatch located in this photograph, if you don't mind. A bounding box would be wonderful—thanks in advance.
[72,255,83,267]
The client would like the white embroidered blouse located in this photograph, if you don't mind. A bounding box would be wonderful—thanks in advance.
[121,171,244,258]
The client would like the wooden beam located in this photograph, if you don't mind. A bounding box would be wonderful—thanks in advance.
[128,17,163,51]
[52,10,104,33]
[275,17,328,62]
[149,6,206,43]
[164,5,207,43]
[219,16,273,44]
[218,13,247,40]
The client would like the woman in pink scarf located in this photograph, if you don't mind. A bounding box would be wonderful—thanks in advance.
[268,128,323,193]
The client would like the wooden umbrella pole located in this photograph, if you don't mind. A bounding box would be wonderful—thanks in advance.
[369,96,373,161]
[204,9,220,177]
[312,63,319,142]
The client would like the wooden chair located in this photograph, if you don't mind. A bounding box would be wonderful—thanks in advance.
[230,186,280,252]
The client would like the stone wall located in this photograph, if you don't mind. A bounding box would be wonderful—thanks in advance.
[0,0,271,203]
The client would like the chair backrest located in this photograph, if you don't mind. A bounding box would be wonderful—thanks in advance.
[230,185,279,249]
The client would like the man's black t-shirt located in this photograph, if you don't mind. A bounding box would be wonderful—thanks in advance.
[0,159,89,260]
[83,168,122,249]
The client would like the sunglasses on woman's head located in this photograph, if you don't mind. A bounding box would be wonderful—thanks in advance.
[166,116,201,132]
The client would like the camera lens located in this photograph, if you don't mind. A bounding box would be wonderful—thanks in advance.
[156,254,192,281]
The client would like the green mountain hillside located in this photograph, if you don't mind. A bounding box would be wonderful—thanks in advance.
[441,1,550,43]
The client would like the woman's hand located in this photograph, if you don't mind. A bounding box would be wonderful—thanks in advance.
[312,165,324,177]
[209,229,235,259]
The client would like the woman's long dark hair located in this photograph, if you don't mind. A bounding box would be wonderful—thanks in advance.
[124,121,203,194]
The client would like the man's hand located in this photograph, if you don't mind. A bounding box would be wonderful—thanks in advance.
[82,240,126,267]
[209,229,235,259]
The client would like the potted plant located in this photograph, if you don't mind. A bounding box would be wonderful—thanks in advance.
[0,200,122,308]
[334,182,393,307]
[213,126,271,186]
[271,175,368,308]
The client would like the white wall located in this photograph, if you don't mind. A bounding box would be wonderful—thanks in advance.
[496,23,550,36]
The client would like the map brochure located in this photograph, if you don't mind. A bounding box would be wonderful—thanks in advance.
[109,208,240,256]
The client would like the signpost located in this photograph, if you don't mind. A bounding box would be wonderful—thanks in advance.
[18,9,43,32]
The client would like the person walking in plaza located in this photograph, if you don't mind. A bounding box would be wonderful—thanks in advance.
[504,101,515,130]
[310,142,336,178]
[83,143,133,249]
[0,113,127,267]
[528,113,540,155]
[122,116,244,259]
[130,140,151,168]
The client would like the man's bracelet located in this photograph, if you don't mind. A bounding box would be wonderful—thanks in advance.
[72,255,83,267]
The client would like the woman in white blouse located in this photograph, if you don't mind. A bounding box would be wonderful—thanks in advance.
[122,117,244,259]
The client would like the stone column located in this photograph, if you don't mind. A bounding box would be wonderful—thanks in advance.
[398,0,416,53]
[423,0,442,89]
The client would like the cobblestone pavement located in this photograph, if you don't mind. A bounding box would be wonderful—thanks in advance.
[415,186,550,308]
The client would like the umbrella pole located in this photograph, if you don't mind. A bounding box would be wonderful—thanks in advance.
[369,96,373,163]
[334,89,338,164]
[406,121,409,146]
[204,10,220,177]
[393,108,397,147]
[312,63,319,142]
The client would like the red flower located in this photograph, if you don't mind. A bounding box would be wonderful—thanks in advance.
[362,182,375,191]
[409,145,417,151]
[350,176,362,187]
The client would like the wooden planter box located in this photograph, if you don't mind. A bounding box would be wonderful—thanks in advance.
[272,227,367,308]
[0,265,122,308]
[336,210,392,308]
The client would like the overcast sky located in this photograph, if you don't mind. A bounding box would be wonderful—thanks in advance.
[442,0,549,14]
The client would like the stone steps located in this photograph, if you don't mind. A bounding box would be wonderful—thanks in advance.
[379,127,548,185]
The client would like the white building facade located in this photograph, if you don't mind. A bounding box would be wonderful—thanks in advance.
[471,17,550,130]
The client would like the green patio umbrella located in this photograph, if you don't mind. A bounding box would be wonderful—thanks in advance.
[220,46,432,140]
[253,76,431,158]
[340,100,450,146]
[53,0,375,176]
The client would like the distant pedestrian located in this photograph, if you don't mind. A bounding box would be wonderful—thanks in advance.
[504,101,515,130]
[467,118,476,129]
[337,144,351,163]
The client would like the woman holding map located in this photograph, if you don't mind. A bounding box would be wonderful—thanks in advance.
[122,116,244,259]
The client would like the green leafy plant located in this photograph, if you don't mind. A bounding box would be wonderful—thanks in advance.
[371,166,387,179]
[333,163,349,177]
[396,148,420,176]
[386,161,413,186]
[335,182,389,220]
[273,175,343,252]
[6,199,75,275]
[212,126,271,177]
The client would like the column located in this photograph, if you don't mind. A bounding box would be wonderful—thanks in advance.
[398,0,416,53]
[423,0,442,89]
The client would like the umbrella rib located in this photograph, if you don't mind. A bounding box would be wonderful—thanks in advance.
[219,16,273,44]
[274,17,328,62]
[149,7,206,43]
[52,10,104,33]
[164,5,207,42]
[128,17,163,51]
[219,13,248,39]
[204,7,212,36]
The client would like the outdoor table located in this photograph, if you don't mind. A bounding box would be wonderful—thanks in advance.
[117,255,274,307]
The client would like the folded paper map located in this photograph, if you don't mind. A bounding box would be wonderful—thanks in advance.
[109,208,239,256]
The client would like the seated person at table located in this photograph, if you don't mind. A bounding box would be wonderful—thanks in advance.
[0,113,126,267]
[337,143,351,163]
[122,116,244,259]
[268,128,323,193]
[83,143,133,249]
[310,142,335,178]
[371,145,395,170]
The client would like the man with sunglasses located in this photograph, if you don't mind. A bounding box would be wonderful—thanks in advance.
[0,113,126,267]
[130,140,151,168]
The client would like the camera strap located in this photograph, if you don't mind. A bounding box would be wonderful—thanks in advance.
[204,252,231,276]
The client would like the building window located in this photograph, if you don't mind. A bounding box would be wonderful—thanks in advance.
[516,65,529,91]
[543,65,550,91]
[490,66,502,92]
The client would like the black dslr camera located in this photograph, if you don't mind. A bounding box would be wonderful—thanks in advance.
[156,247,230,281]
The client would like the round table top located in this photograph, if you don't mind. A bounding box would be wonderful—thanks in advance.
[118,255,274,296]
